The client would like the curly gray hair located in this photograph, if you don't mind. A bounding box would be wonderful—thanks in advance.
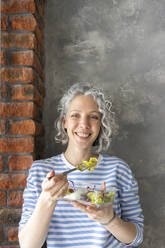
[55,83,115,152]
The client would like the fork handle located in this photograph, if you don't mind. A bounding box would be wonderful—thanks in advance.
[63,167,77,175]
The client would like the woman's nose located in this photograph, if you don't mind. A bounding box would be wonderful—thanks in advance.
[79,116,90,128]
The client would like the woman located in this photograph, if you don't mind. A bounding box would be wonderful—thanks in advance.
[19,83,144,248]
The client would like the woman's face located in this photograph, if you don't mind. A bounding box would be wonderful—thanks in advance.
[63,94,101,151]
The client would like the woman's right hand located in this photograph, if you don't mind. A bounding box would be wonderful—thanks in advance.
[19,170,68,248]
[41,170,68,204]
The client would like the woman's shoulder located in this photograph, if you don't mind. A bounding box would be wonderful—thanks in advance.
[101,153,132,172]
[29,154,63,173]
[33,153,62,165]
[101,153,128,164]
[101,154,137,189]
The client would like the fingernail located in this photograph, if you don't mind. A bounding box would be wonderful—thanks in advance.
[47,170,55,180]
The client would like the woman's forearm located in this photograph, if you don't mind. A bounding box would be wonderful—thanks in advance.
[105,215,137,244]
[19,192,57,248]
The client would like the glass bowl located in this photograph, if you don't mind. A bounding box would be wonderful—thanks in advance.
[63,185,115,207]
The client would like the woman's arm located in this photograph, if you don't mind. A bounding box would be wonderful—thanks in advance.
[19,192,57,248]
[71,201,137,244]
[71,177,143,246]
[19,171,68,248]
[104,212,137,244]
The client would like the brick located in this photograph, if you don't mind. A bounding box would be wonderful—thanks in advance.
[0,209,21,225]
[0,156,3,170]
[1,14,8,30]
[11,50,44,80]
[0,137,34,153]
[7,226,18,242]
[11,50,34,66]
[0,191,7,206]
[0,50,7,65]
[8,119,36,135]
[0,68,35,83]
[35,25,44,46]
[0,119,6,135]
[11,85,44,107]
[11,84,34,100]
[8,155,33,171]
[1,0,36,14]
[10,15,37,31]
[8,119,44,136]
[1,33,37,49]
[8,190,24,207]
[0,246,19,248]
[0,102,38,118]
[0,174,27,190]
[39,1,45,17]
[34,51,44,80]
[38,76,45,97]
[11,84,35,100]
[0,84,8,99]
[37,42,45,62]
[34,86,44,107]
[0,226,3,242]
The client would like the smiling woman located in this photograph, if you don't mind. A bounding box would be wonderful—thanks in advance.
[63,94,101,157]
[55,83,114,153]
[18,83,144,248]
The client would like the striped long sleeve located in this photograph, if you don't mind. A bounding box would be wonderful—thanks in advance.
[19,153,144,248]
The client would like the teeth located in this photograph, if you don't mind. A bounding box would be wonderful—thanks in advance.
[77,133,89,137]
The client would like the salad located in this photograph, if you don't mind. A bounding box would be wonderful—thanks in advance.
[63,157,115,207]
[77,157,98,171]
[64,185,115,207]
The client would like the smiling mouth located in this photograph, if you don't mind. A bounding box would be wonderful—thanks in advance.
[75,132,91,138]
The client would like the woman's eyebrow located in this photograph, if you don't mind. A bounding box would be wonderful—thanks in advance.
[70,110,100,114]
[70,109,80,112]
[89,111,101,115]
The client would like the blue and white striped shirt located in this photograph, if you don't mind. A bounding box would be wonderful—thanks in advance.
[19,153,144,247]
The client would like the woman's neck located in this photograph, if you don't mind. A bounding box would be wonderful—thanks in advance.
[64,147,96,166]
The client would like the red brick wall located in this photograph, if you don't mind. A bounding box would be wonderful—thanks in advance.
[0,0,45,247]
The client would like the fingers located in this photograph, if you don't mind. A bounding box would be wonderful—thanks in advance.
[86,205,97,212]
[47,170,55,180]
[70,201,88,212]
[52,181,68,198]
[70,201,98,215]
[49,179,68,198]
[101,181,106,191]
[43,172,67,191]
[70,201,113,224]
[71,201,100,221]
[42,171,68,201]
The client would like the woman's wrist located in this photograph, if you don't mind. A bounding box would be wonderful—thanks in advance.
[100,211,116,226]
[39,191,58,208]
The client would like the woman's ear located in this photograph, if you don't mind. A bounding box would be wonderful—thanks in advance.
[62,116,67,129]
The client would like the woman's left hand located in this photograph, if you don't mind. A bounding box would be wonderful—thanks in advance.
[70,182,114,225]
[70,201,114,225]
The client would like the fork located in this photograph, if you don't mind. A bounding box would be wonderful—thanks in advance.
[47,165,87,180]
[63,158,98,175]
[63,166,87,175]
[48,158,98,179]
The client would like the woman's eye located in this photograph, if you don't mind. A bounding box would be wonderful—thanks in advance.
[90,115,99,120]
[71,114,79,118]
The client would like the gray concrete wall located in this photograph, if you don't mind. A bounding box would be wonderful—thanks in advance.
[44,1,165,247]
